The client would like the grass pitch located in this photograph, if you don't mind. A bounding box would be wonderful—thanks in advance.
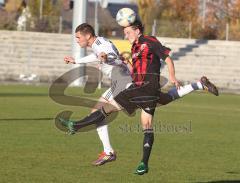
[0,85,240,183]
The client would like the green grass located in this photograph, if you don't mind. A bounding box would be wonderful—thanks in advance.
[0,85,240,183]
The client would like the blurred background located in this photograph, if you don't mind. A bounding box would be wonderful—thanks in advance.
[0,0,240,93]
[1,0,240,39]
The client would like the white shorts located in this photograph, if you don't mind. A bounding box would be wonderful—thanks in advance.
[101,66,132,101]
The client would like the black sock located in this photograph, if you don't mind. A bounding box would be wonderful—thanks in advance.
[142,129,154,166]
[158,92,174,105]
[167,87,180,100]
[74,108,108,130]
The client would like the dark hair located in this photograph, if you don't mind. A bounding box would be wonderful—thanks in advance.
[75,23,95,36]
[129,19,144,33]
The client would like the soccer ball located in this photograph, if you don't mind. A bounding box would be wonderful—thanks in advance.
[116,8,136,27]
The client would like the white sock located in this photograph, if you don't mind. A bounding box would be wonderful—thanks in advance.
[96,123,114,155]
[197,81,203,90]
[177,84,194,97]
[168,82,203,99]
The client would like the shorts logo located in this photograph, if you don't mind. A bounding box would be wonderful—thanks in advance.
[144,107,151,111]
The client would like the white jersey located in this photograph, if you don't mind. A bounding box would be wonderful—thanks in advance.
[91,37,129,78]
[74,36,132,101]
[75,36,129,78]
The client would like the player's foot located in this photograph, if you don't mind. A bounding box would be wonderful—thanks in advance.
[200,76,219,96]
[58,117,76,134]
[92,151,117,166]
[134,161,148,175]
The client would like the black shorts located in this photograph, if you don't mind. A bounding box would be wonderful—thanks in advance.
[114,82,159,116]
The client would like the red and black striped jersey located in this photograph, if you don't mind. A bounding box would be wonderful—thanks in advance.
[131,35,170,87]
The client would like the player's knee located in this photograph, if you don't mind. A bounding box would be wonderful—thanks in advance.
[141,120,152,129]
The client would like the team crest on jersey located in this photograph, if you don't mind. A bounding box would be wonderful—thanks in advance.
[140,44,147,51]
[132,44,147,59]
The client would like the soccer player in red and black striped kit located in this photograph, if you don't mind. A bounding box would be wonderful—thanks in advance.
[58,20,218,175]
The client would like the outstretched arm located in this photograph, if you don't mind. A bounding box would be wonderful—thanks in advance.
[153,39,181,88]
[64,54,98,64]
[165,56,181,89]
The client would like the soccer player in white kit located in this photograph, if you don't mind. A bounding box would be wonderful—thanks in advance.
[64,23,132,166]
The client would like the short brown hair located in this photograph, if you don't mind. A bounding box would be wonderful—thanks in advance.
[129,19,144,33]
[75,23,95,36]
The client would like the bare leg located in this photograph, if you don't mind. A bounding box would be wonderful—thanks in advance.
[102,99,123,114]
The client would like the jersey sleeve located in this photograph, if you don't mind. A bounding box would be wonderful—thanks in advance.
[160,45,171,61]
[75,53,98,64]
[152,40,171,61]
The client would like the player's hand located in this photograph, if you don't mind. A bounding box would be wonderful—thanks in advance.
[98,52,108,63]
[170,77,181,90]
[120,52,131,60]
[119,52,131,65]
[64,56,75,64]
[119,55,128,64]
[120,56,129,64]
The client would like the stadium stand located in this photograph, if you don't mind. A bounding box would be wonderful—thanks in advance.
[0,30,239,93]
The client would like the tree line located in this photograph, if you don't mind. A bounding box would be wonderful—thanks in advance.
[1,0,240,40]
[136,0,240,40]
